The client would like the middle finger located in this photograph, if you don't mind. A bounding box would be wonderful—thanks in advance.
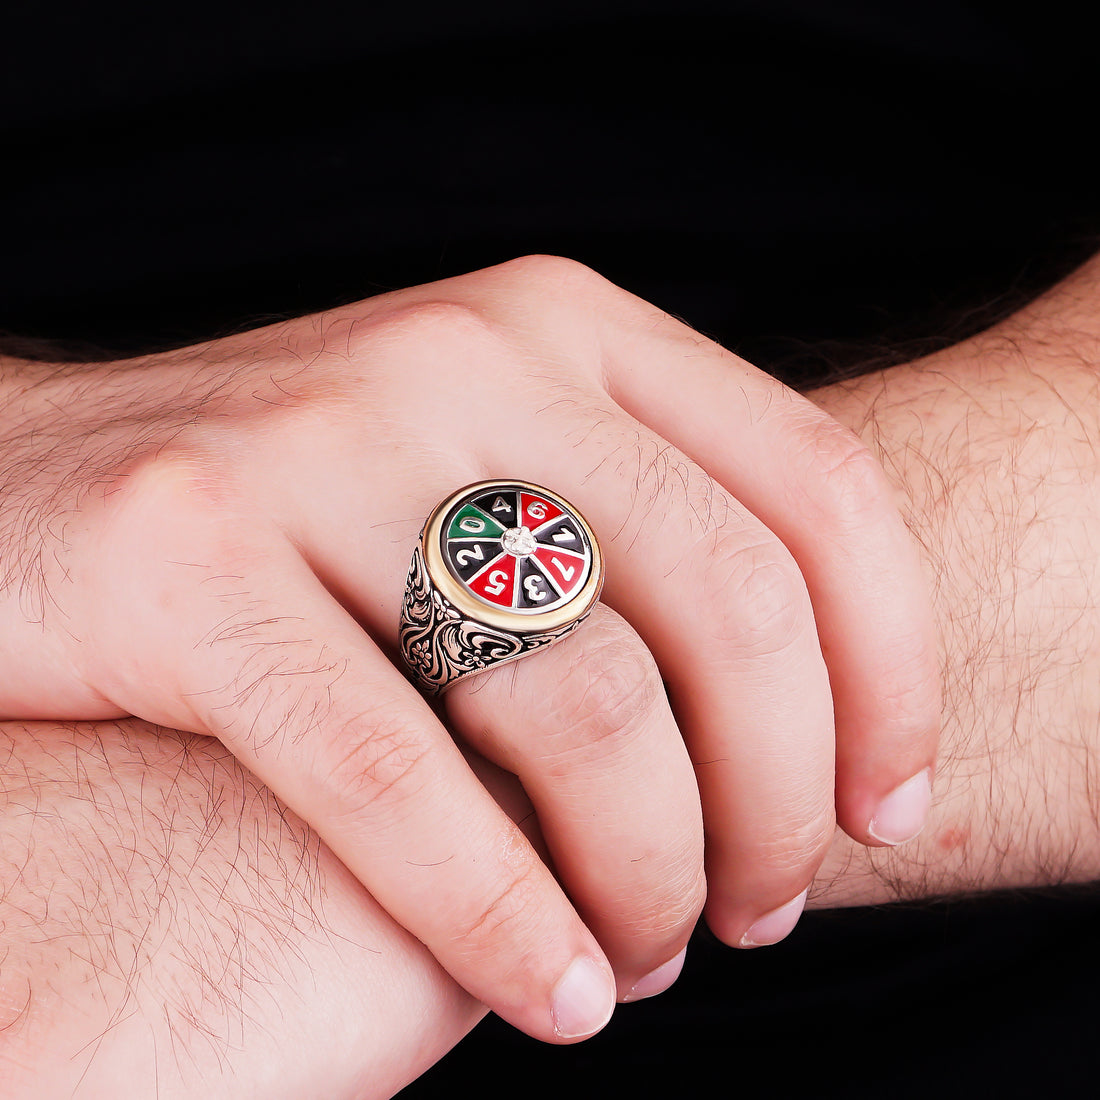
[481,397,837,947]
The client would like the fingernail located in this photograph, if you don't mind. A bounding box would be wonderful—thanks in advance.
[739,888,809,948]
[869,767,933,846]
[551,956,615,1039]
[621,947,688,1003]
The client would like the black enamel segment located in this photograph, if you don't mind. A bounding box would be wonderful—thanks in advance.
[446,540,507,581]
[472,490,519,528]
[534,515,585,551]
[516,557,557,608]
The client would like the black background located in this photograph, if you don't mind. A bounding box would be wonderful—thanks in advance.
[5,1,1099,380]
[4,3,1100,1095]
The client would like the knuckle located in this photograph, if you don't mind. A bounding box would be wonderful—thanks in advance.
[872,641,943,741]
[322,711,435,820]
[755,805,836,874]
[112,449,227,520]
[542,626,662,760]
[352,299,515,415]
[621,861,708,943]
[449,860,546,952]
[702,535,812,657]
[363,298,501,356]
[99,450,252,568]
[799,421,897,534]
[498,253,606,294]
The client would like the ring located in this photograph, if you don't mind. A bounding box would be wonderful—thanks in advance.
[400,480,604,693]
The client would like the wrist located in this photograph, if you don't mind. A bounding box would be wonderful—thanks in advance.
[807,304,1100,907]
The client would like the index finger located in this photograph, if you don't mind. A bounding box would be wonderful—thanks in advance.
[80,470,617,1046]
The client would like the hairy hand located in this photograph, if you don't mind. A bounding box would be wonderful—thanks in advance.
[0,256,939,1040]
[810,257,1100,905]
[5,258,1100,1095]
[0,719,482,1099]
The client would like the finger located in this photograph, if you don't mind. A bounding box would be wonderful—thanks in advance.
[479,409,838,947]
[598,296,941,846]
[447,603,706,1001]
[430,256,938,845]
[83,486,617,1044]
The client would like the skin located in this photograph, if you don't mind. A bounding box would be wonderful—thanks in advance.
[0,256,939,1040]
[3,252,1099,1096]
[813,252,1100,903]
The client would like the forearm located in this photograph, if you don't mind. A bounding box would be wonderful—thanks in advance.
[810,254,1100,906]
[0,720,483,1099]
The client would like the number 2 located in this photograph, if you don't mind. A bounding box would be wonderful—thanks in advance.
[456,545,485,567]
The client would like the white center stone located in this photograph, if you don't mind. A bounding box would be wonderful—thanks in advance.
[501,526,538,557]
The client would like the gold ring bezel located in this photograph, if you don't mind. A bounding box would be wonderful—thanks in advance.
[422,479,604,633]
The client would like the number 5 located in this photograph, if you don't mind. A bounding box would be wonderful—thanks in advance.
[484,570,509,595]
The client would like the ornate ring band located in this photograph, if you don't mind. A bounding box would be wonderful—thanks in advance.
[400,480,604,694]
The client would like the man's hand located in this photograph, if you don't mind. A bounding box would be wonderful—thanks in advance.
[0,256,940,1039]
[810,254,1100,906]
[5,254,1100,1096]
[0,719,485,1100]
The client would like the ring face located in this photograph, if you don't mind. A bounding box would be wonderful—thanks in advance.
[439,485,595,617]
[400,480,603,693]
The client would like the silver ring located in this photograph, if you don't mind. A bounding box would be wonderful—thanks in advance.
[400,480,604,693]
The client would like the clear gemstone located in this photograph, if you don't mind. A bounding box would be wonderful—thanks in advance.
[501,526,538,557]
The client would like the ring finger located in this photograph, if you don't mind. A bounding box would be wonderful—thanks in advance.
[446,603,706,1000]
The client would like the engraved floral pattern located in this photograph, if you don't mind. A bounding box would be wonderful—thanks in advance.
[400,541,581,693]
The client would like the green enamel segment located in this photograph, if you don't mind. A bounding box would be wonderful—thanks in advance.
[447,503,505,541]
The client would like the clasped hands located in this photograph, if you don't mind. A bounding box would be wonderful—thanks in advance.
[0,256,940,1043]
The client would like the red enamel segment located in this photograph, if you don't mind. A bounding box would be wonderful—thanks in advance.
[468,554,518,607]
[532,546,586,598]
[520,492,564,530]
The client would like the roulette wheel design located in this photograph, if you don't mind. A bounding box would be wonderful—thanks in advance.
[400,480,604,692]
